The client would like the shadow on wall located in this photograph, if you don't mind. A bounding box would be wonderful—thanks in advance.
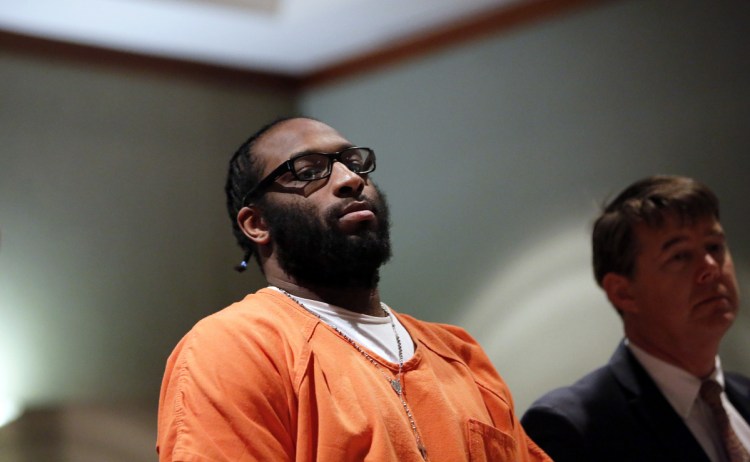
[456,218,750,414]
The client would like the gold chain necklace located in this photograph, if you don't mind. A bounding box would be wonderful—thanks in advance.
[278,289,428,460]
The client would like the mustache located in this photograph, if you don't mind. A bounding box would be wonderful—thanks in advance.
[325,194,382,222]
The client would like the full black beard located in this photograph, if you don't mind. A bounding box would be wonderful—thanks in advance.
[261,190,392,289]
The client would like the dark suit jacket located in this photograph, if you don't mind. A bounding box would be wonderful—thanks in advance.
[521,342,750,462]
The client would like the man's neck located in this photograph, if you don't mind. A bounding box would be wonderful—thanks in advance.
[268,277,383,317]
[625,333,719,378]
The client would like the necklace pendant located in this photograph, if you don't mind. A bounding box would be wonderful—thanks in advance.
[390,378,402,395]
[419,444,428,460]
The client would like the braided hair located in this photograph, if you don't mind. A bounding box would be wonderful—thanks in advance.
[225,116,299,272]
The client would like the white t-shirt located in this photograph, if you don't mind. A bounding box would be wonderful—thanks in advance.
[269,287,415,364]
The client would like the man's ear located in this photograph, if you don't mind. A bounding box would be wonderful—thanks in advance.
[602,273,638,314]
[237,206,271,245]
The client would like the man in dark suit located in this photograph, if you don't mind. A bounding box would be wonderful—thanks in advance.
[522,175,750,462]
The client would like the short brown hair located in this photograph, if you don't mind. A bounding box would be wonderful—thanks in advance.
[592,175,720,286]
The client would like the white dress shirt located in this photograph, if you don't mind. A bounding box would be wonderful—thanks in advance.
[627,340,750,462]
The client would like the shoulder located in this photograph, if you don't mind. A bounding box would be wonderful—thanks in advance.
[523,364,620,420]
[520,364,626,462]
[523,342,644,424]
[157,289,309,460]
[186,288,315,348]
[397,313,512,396]
[398,314,493,371]
[165,288,318,389]
[398,313,481,354]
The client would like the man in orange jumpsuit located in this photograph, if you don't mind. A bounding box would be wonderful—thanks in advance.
[157,117,550,461]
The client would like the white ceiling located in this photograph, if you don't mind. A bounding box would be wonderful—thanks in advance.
[0,0,524,76]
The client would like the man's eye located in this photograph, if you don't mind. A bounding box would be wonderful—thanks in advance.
[670,251,691,262]
[294,158,328,180]
[296,167,323,180]
[346,161,364,173]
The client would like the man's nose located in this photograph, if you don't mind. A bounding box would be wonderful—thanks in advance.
[330,161,365,197]
[696,253,721,284]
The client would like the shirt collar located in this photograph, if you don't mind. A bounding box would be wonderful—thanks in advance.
[626,339,724,418]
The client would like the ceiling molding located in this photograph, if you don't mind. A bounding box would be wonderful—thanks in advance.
[0,0,611,92]
[302,0,611,89]
[0,28,301,92]
[189,0,280,13]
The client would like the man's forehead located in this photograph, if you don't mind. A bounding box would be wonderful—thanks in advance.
[635,214,724,249]
[256,118,349,161]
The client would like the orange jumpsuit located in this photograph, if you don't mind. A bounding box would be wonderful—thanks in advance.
[157,288,549,461]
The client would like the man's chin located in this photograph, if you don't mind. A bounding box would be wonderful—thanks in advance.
[695,307,737,333]
[335,218,378,236]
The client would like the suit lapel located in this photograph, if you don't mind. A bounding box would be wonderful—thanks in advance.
[608,342,710,462]
[725,372,750,423]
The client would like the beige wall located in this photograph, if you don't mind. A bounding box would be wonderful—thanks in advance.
[0,50,290,406]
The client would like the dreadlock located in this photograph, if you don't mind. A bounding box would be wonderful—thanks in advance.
[224,116,299,272]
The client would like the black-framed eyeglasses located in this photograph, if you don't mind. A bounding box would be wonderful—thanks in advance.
[242,146,376,204]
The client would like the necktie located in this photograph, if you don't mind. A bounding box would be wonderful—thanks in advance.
[700,379,750,462]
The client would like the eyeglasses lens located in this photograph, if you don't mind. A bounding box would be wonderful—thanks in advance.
[292,154,330,181]
[341,148,374,174]
[291,148,374,181]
